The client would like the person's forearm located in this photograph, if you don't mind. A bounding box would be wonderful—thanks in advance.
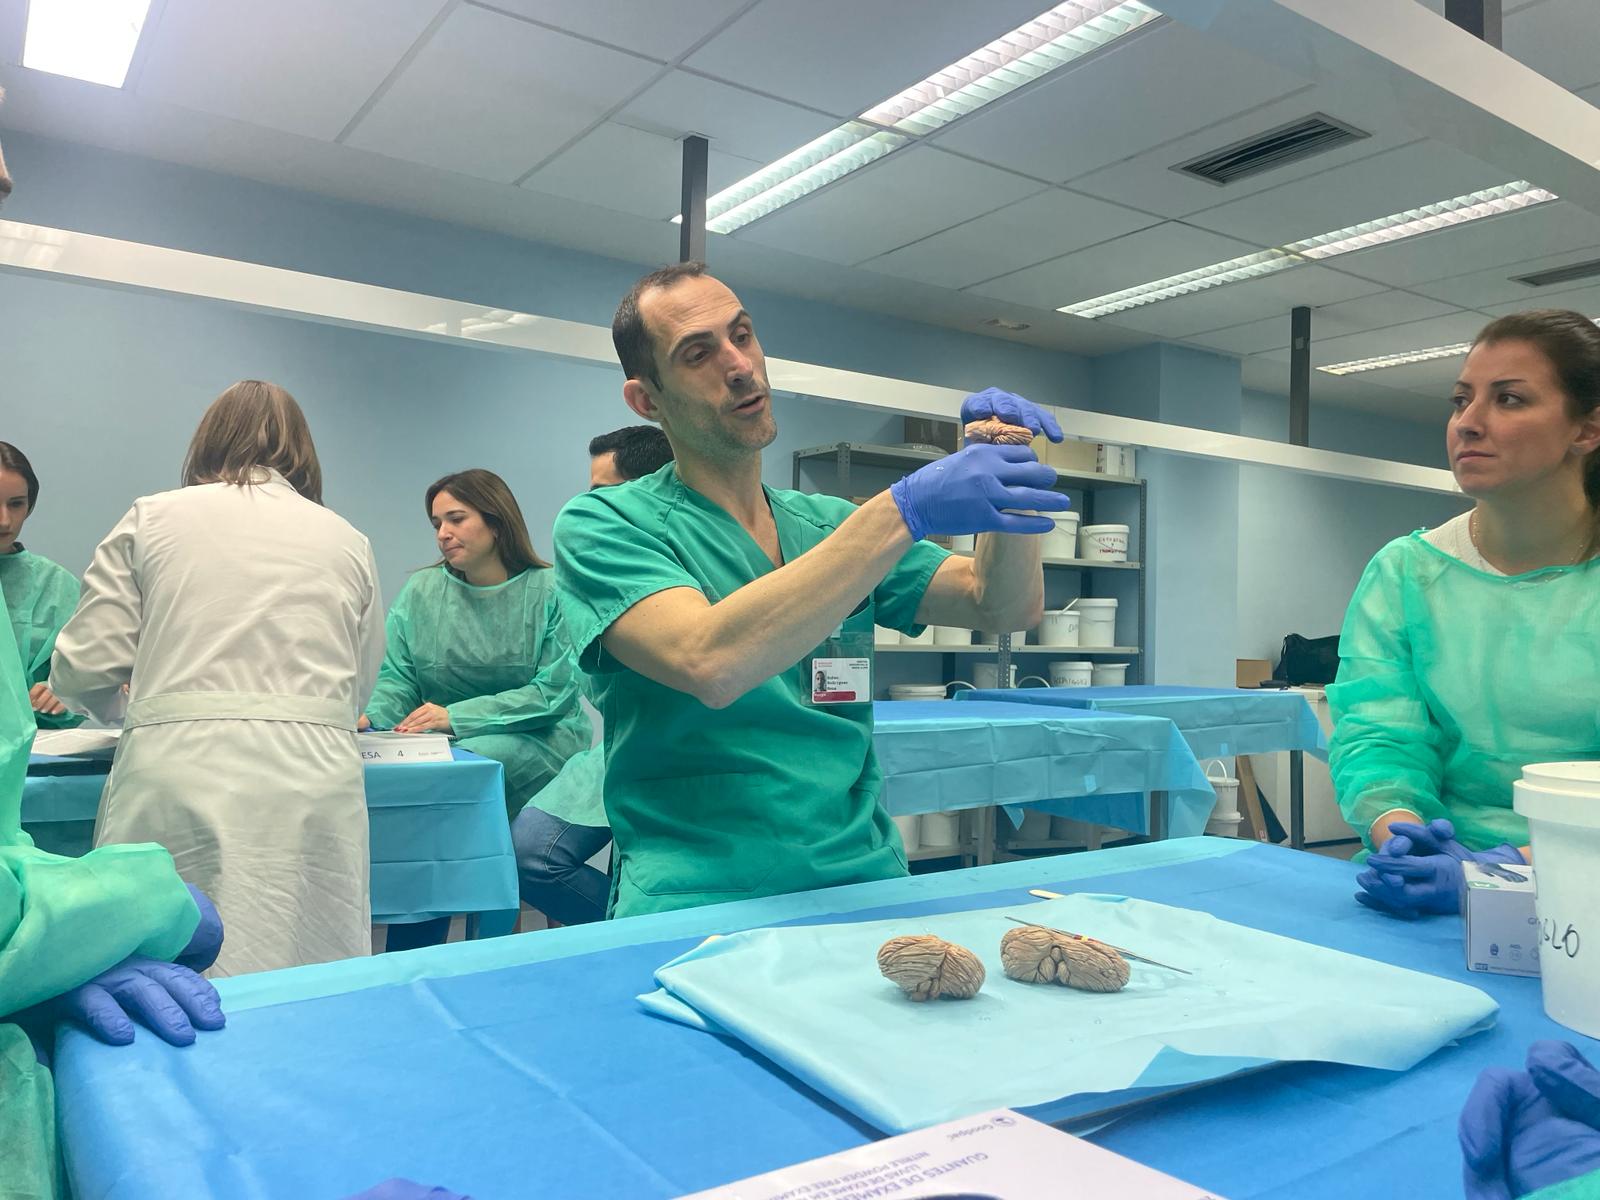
[1369,808,1424,849]
[624,493,913,709]
[970,530,1046,632]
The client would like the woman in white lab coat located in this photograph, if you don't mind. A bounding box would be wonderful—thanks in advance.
[51,381,385,976]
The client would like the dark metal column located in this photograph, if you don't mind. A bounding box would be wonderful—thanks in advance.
[1445,0,1502,48]
[1290,305,1311,447]
[679,134,709,263]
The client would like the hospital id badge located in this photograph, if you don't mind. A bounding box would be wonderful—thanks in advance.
[807,627,872,706]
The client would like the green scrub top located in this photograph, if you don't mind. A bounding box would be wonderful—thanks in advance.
[554,463,950,919]
[1328,533,1600,851]
[0,577,197,1200]
[0,547,84,729]
[365,565,591,821]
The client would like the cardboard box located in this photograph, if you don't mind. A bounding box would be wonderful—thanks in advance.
[1464,862,1540,977]
[1236,659,1274,689]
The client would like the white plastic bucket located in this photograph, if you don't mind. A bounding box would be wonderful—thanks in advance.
[1080,524,1130,562]
[972,662,1017,689]
[933,626,973,646]
[921,812,960,849]
[1038,609,1080,647]
[1049,660,1094,687]
[1202,759,1241,836]
[893,814,921,854]
[1090,662,1129,687]
[975,629,1027,647]
[1076,598,1118,646]
[1514,761,1600,1037]
[1046,511,1081,560]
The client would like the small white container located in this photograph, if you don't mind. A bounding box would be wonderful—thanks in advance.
[933,626,973,646]
[1045,511,1081,560]
[902,626,935,646]
[1076,598,1119,647]
[893,814,922,854]
[1080,524,1130,562]
[1513,761,1600,1037]
[1096,443,1136,477]
[972,662,1017,690]
[920,812,960,849]
[1090,662,1129,687]
[1048,660,1094,687]
[975,629,1027,647]
[949,534,975,553]
[1037,609,1080,647]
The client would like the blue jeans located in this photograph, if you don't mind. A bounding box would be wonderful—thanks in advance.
[511,805,611,926]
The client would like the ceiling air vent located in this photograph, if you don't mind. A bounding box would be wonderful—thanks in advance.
[1173,114,1370,186]
[1510,257,1600,288]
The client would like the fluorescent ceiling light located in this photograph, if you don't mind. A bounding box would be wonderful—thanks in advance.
[1061,180,1558,319]
[859,1,1158,136]
[23,0,153,88]
[1317,342,1474,375]
[677,1,1155,234]
[1318,313,1600,375]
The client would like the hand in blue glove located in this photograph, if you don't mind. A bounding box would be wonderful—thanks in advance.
[56,956,225,1047]
[889,443,1070,542]
[343,1182,473,1200]
[1461,1041,1600,1200]
[961,387,1064,443]
[1355,819,1523,917]
[178,883,224,972]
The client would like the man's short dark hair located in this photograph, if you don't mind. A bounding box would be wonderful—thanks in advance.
[588,425,675,482]
[612,260,709,386]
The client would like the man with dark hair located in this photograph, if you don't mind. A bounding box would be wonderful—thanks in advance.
[588,424,673,489]
[554,264,1068,918]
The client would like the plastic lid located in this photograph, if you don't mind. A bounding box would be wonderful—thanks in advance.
[1519,761,1600,790]
[1081,524,1130,533]
[1075,598,1118,607]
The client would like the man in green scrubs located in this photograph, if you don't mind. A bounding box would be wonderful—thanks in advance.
[555,262,1069,917]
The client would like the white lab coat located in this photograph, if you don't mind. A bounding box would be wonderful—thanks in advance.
[51,472,385,977]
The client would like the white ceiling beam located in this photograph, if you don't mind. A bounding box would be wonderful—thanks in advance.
[1148,0,1600,217]
[0,217,1460,495]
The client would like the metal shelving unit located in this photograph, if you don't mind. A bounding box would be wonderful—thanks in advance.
[794,440,1149,689]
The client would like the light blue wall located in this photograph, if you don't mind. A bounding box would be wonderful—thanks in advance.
[1235,390,1468,662]
[0,132,1087,602]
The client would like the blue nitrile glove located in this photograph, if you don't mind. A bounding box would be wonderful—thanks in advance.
[343,1183,473,1200]
[961,387,1064,443]
[889,443,1070,542]
[56,956,226,1047]
[1461,1041,1600,1200]
[178,883,224,972]
[1355,819,1523,917]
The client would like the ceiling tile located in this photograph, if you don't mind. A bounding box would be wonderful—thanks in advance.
[482,0,752,61]
[521,121,758,220]
[618,71,837,163]
[1407,244,1600,307]
[1068,81,1415,220]
[1503,0,1600,90]
[1325,202,1600,289]
[1184,290,1463,356]
[136,0,446,140]
[1102,264,1382,338]
[932,21,1308,184]
[730,146,1041,266]
[1256,311,1488,367]
[1482,279,1600,317]
[861,189,1158,290]
[1183,140,1508,248]
[969,222,1260,310]
[683,0,1061,118]
[345,5,661,182]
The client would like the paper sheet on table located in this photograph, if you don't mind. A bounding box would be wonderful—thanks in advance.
[642,895,1498,1134]
[30,727,121,758]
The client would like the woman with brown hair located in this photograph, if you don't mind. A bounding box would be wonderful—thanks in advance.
[1329,309,1600,917]
[51,381,385,975]
[362,468,589,948]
